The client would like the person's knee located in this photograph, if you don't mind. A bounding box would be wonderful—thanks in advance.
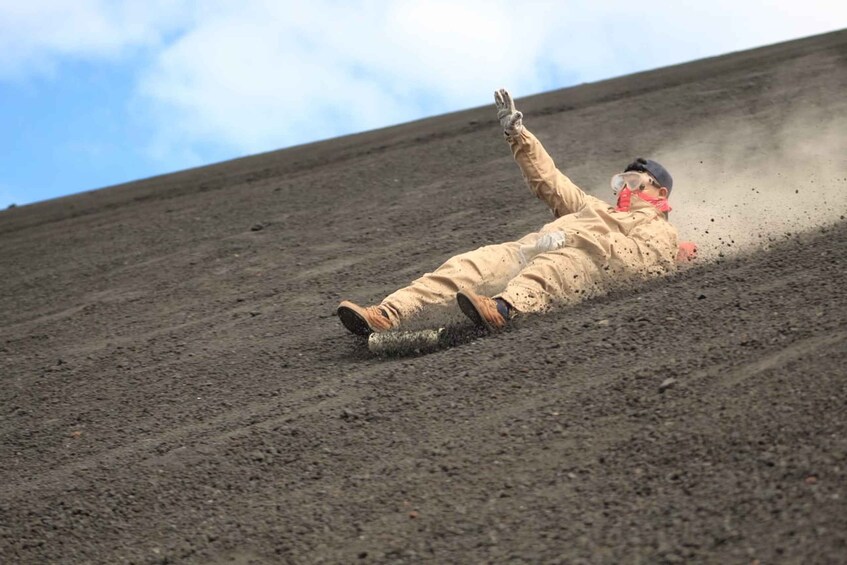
[499,286,549,314]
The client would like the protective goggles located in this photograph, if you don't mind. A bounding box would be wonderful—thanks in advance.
[610,171,660,192]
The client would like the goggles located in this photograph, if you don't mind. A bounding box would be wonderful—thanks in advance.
[611,171,660,193]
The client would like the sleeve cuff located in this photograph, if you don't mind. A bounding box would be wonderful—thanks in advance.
[504,127,529,143]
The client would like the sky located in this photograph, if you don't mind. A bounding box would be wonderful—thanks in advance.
[1,1,846,209]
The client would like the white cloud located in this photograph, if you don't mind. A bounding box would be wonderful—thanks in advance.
[139,1,549,154]
[0,0,193,78]
[135,1,618,155]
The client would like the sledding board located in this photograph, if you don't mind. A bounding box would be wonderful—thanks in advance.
[367,325,481,357]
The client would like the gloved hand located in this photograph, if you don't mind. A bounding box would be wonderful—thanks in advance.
[676,241,698,263]
[494,88,524,135]
[518,231,567,263]
[535,231,567,253]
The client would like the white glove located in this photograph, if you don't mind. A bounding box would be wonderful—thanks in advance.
[535,231,567,252]
[518,231,567,263]
[494,88,524,135]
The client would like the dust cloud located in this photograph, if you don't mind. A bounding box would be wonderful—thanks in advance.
[662,108,847,261]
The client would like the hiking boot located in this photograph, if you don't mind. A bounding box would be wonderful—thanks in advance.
[337,300,397,336]
[456,291,509,331]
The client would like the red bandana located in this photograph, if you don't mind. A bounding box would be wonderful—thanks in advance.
[615,187,672,214]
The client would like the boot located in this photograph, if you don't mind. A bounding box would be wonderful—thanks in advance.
[456,291,509,331]
[337,300,397,336]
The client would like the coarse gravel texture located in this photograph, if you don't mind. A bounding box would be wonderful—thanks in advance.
[1,30,846,564]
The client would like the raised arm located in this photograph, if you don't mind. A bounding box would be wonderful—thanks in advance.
[495,88,587,217]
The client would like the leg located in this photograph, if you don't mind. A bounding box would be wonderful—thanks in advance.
[339,235,537,336]
[498,248,604,314]
[382,240,527,319]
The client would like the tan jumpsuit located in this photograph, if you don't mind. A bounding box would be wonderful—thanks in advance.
[380,127,679,319]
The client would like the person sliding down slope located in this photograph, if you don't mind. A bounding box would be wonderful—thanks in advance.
[337,89,697,336]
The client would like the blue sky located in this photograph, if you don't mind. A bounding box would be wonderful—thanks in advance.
[2,1,845,209]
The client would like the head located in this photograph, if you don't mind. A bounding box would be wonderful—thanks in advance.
[612,158,673,214]
[621,157,672,199]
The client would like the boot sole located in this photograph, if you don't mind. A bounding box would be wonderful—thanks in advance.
[456,292,497,332]
[337,303,373,336]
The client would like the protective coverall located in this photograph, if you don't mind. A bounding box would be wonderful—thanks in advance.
[378,127,680,319]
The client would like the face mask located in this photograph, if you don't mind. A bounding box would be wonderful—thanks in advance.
[615,186,672,213]
[615,186,633,212]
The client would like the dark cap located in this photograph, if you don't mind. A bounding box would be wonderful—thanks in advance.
[624,157,673,192]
